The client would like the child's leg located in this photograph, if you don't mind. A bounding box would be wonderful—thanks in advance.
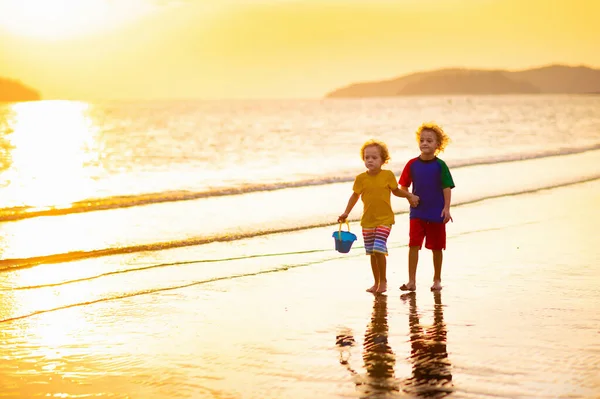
[401,247,419,291]
[408,246,419,284]
[424,222,446,291]
[431,250,443,291]
[371,225,391,293]
[374,253,387,293]
[363,227,378,292]
[367,254,379,292]
[432,250,443,282]
[401,219,424,291]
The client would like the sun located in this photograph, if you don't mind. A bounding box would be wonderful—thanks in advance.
[0,0,157,40]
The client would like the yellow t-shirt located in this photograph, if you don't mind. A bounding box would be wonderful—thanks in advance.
[353,169,398,228]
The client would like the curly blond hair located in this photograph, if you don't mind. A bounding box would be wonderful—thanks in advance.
[360,139,390,164]
[415,122,450,155]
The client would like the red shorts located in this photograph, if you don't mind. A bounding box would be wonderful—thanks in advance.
[409,218,446,250]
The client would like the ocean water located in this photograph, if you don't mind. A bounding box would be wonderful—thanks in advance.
[0,95,599,264]
[0,96,599,398]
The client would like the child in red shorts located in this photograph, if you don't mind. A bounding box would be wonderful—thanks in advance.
[398,123,454,291]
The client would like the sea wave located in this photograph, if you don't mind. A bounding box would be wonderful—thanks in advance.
[1,173,598,273]
[1,144,599,223]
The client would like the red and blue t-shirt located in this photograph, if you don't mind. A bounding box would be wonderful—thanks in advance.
[399,157,455,223]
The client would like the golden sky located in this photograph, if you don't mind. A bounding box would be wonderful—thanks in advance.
[0,0,599,100]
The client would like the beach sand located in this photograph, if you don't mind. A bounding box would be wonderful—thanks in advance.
[1,179,599,399]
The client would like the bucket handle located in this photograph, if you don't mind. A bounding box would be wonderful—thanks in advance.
[338,221,351,238]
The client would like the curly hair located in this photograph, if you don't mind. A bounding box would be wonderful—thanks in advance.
[415,122,450,155]
[360,139,390,164]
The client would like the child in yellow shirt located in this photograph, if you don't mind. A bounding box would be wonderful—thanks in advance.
[339,139,419,293]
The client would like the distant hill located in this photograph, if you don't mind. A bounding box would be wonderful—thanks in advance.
[0,77,41,102]
[325,65,600,98]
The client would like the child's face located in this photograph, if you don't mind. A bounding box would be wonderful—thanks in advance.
[419,130,439,158]
[363,145,384,172]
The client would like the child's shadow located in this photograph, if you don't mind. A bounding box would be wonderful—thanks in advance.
[402,291,453,398]
[336,292,453,398]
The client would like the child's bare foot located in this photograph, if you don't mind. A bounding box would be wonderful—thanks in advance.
[400,282,416,291]
[376,283,387,293]
[430,280,442,291]
[366,285,378,293]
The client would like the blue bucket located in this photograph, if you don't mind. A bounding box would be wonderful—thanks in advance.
[332,222,357,253]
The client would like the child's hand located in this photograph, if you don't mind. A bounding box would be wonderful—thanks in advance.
[408,194,420,207]
[441,208,453,223]
[338,213,349,223]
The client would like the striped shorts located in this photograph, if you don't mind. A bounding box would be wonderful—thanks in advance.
[362,225,392,255]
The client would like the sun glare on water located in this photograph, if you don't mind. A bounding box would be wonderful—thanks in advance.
[4,100,102,208]
[0,0,157,40]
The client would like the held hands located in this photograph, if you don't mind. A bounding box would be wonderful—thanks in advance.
[337,213,349,223]
[408,193,420,208]
[441,208,453,224]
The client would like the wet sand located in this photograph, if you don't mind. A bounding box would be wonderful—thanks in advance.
[1,180,599,398]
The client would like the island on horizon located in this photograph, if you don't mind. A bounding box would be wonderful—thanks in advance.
[325,64,600,98]
[0,77,41,102]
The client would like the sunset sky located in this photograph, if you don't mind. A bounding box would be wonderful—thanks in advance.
[0,0,599,100]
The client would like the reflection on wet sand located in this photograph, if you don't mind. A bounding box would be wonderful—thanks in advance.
[402,291,453,398]
[336,294,399,397]
[362,294,398,395]
[336,292,452,398]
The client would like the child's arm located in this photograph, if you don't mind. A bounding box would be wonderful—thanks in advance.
[392,186,419,207]
[338,192,360,222]
[441,187,453,223]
